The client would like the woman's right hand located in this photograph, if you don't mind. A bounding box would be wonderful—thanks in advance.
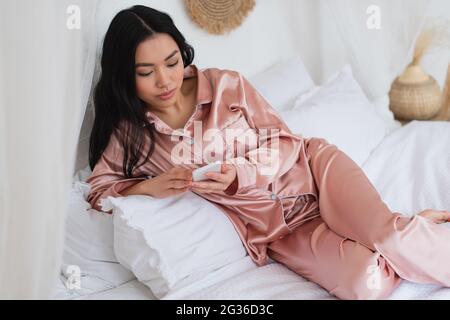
[122,166,193,198]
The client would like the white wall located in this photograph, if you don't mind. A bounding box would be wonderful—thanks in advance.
[93,0,320,78]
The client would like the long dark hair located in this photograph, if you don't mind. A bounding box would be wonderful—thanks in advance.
[89,5,195,177]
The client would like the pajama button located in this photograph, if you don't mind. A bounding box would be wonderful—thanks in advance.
[270,193,277,200]
[189,138,195,145]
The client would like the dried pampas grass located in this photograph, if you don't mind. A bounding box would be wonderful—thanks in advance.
[411,17,450,66]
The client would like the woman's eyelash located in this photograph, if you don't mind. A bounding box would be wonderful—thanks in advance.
[138,60,179,77]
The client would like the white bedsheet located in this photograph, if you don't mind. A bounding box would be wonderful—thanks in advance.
[54,277,157,300]
[74,280,157,300]
[60,120,450,300]
[162,257,450,300]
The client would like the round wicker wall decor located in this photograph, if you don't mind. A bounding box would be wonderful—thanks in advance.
[184,0,256,35]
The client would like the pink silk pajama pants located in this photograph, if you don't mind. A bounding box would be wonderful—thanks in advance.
[267,137,450,300]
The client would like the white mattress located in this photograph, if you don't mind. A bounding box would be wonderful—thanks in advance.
[59,257,450,300]
[58,120,450,300]
[53,277,157,300]
[74,280,157,300]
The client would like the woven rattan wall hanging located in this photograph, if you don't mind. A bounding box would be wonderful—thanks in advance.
[184,0,256,35]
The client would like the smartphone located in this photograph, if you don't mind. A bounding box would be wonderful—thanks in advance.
[192,161,222,182]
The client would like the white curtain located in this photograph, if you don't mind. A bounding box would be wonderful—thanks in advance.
[323,0,430,101]
[0,0,98,298]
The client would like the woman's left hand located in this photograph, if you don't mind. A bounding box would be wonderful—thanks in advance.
[189,163,237,194]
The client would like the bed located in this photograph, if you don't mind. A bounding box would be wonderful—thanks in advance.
[55,58,450,300]
[55,118,450,300]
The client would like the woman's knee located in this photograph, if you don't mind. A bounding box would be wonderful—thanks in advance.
[305,137,334,155]
[304,137,342,172]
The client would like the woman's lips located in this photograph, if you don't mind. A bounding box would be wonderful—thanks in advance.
[158,88,176,100]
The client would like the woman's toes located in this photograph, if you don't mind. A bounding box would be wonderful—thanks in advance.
[418,209,450,224]
[443,211,450,222]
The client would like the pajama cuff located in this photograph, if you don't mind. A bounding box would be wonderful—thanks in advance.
[90,177,147,213]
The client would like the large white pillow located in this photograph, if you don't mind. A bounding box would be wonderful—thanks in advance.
[102,191,248,299]
[249,55,315,111]
[279,65,401,166]
[57,171,136,298]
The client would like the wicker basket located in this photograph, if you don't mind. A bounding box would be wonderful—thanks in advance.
[389,65,442,121]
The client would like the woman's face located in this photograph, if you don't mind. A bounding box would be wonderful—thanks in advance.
[135,33,185,110]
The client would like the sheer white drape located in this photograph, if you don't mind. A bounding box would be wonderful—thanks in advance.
[0,0,98,298]
[324,0,430,101]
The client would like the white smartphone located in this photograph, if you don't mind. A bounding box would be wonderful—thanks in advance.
[192,161,222,182]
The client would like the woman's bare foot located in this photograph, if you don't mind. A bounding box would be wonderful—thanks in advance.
[418,209,450,224]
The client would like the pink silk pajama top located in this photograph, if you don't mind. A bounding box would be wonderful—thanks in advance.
[86,64,321,266]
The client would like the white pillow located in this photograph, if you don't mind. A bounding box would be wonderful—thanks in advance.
[279,65,400,166]
[249,55,315,111]
[102,192,248,299]
[59,175,135,297]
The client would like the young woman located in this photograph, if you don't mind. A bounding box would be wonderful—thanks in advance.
[87,5,450,300]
